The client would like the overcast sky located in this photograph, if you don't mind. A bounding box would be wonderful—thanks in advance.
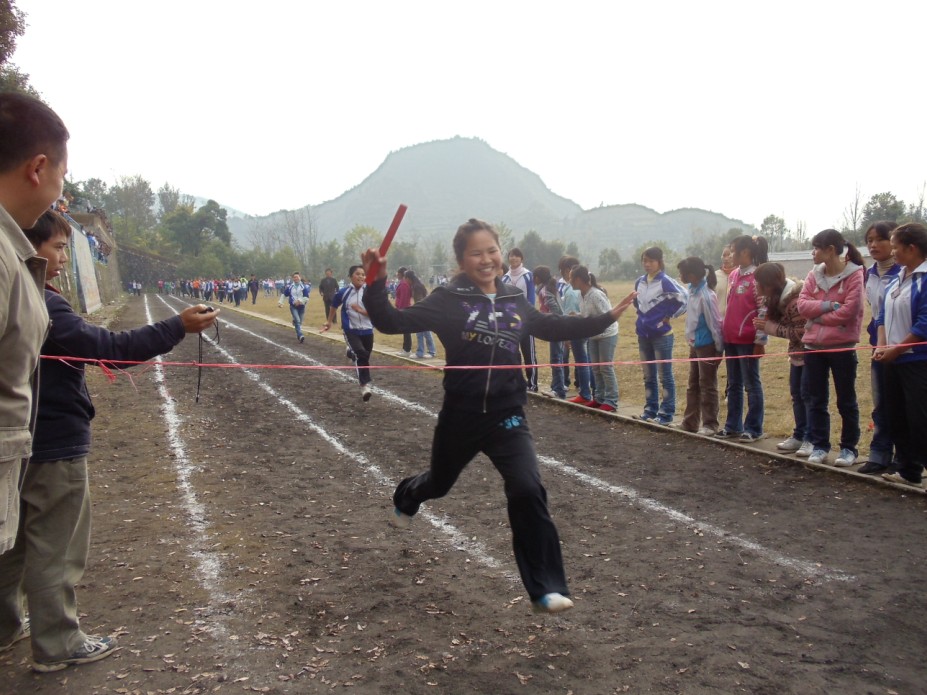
[12,1,927,235]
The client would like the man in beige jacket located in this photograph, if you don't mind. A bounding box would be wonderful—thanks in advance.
[0,92,69,572]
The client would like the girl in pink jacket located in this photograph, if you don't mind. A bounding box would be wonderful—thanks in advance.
[797,229,865,468]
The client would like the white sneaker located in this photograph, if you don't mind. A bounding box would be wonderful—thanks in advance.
[361,384,372,402]
[834,449,857,467]
[808,449,828,465]
[532,593,574,614]
[795,441,814,457]
[399,351,412,357]
[697,426,716,436]
[776,436,802,452]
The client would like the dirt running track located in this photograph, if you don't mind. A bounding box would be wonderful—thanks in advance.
[2,295,925,695]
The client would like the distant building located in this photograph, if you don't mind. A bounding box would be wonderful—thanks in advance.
[768,248,871,280]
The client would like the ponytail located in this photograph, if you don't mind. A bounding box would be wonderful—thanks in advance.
[732,235,768,266]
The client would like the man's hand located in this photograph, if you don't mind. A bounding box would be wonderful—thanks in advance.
[180,305,220,334]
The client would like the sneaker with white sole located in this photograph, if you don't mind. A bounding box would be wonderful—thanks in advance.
[389,508,412,529]
[0,617,29,653]
[696,426,716,436]
[881,472,924,488]
[834,448,857,467]
[795,441,814,457]
[531,593,574,614]
[808,449,828,465]
[32,635,117,673]
[776,436,802,452]
[361,384,372,402]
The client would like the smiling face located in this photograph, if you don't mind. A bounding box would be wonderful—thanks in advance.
[35,229,69,282]
[462,230,503,293]
[350,266,366,288]
[507,252,523,271]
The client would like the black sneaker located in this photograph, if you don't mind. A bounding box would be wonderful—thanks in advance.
[346,348,356,361]
[32,635,117,673]
[857,461,888,476]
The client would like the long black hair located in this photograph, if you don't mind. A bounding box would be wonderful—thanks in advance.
[731,235,769,266]
[676,256,717,290]
[811,229,864,267]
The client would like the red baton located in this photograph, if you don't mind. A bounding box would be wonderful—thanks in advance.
[367,204,408,285]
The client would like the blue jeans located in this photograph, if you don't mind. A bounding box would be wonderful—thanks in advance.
[416,331,436,357]
[548,340,567,397]
[722,343,764,436]
[638,334,676,420]
[789,363,809,441]
[569,339,593,400]
[289,304,305,339]
[868,359,895,465]
[802,349,859,454]
[589,335,618,407]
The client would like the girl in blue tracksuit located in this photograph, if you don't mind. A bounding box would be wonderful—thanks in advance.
[363,218,634,614]
[321,266,375,401]
[873,222,927,487]
[633,246,688,425]
[860,221,902,475]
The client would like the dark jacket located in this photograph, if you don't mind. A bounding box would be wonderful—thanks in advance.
[32,287,186,462]
[365,274,614,413]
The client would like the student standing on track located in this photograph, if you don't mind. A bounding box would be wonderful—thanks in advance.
[874,222,927,487]
[362,218,635,614]
[321,265,375,402]
[502,248,539,392]
[797,229,865,467]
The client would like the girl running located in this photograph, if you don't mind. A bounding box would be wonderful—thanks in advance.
[362,219,634,613]
[321,265,375,401]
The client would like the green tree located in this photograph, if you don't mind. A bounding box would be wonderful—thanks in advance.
[494,221,515,257]
[862,192,905,226]
[685,227,742,268]
[342,225,382,268]
[0,0,35,95]
[759,214,789,251]
[516,230,566,270]
[597,248,622,280]
[162,199,230,257]
[157,183,182,220]
[104,175,157,245]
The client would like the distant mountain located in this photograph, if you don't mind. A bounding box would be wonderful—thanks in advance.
[227,137,754,256]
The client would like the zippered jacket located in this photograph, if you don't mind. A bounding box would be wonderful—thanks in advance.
[501,265,535,305]
[633,271,688,339]
[32,286,185,462]
[683,280,723,352]
[865,262,901,346]
[365,275,614,413]
[797,262,864,348]
[722,265,766,345]
[876,262,927,364]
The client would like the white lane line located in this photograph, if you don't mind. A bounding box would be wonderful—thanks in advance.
[165,297,854,583]
[537,455,854,582]
[143,298,234,634]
